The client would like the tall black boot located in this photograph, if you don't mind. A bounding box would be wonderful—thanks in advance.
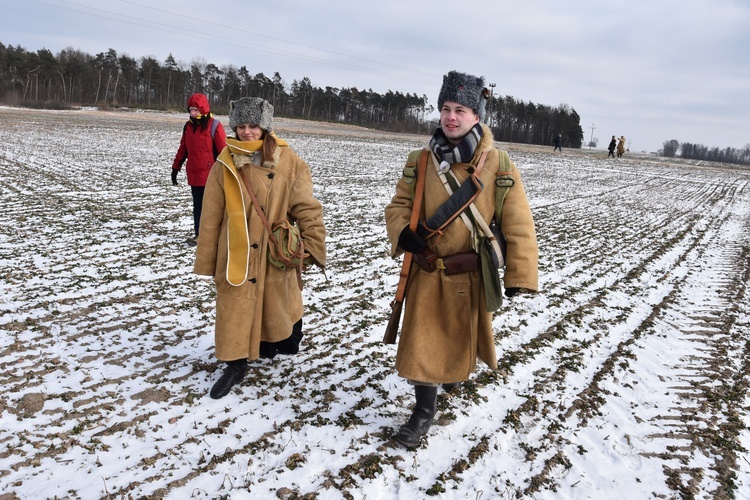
[442,382,460,393]
[276,319,303,355]
[395,385,437,447]
[259,341,277,359]
[209,358,247,399]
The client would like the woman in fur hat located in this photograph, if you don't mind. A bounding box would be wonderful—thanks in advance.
[171,93,227,246]
[194,97,326,399]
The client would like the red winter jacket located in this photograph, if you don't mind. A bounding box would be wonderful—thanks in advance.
[172,94,228,187]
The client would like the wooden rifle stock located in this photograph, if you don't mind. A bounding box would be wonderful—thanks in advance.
[383,149,428,344]
[383,299,402,344]
[383,253,412,344]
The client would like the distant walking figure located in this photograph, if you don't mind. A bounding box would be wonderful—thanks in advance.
[617,136,626,158]
[553,133,562,152]
[607,135,616,158]
[171,93,227,246]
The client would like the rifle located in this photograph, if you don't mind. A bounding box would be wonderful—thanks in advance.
[383,149,428,344]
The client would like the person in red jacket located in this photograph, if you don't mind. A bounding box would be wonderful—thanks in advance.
[171,93,228,246]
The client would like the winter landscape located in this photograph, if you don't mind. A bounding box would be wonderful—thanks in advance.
[1,106,749,500]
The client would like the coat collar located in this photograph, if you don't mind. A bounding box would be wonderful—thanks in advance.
[472,124,495,160]
[225,135,288,169]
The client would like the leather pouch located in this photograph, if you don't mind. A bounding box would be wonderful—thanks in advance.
[443,252,480,275]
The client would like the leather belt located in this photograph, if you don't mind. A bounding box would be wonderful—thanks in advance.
[435,251,480,275]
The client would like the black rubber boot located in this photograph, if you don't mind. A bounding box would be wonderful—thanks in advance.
[442,382,460,393]
[276,319,303,355]
[259,341,277,359]
[209,359,247,399]
[395,385,438,448]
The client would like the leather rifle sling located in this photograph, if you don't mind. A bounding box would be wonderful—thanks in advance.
[394,149,428,305]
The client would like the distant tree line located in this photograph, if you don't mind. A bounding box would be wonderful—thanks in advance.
[489,98,584,148]
[0,42,583,147]
[660,139,750,166]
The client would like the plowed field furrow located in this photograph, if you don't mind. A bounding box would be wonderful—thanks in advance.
[2,109,749,499]
[503,187,750,497]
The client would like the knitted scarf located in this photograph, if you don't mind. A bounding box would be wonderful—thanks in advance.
[189,112,213,128]
[429,123,483,164]
[226,135,289,157]
[220,134,290,286]
[226,135,290,169]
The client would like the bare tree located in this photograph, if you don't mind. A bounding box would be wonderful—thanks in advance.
[661,139,680,157]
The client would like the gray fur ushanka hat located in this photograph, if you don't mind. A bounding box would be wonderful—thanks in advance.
[437,70,488,120]
[229,97,274,132]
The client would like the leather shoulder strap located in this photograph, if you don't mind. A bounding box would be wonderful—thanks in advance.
[238,169,276,244]
[409,149,429,232]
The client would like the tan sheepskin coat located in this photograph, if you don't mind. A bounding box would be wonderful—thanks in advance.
[385,124,538,384]
[194,138,326,361]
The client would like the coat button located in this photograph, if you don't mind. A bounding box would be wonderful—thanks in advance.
[249,278,257,283]
[268,173,274,179]
[251,243,258,249]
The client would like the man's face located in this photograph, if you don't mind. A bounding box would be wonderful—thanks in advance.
[440,102,480,145]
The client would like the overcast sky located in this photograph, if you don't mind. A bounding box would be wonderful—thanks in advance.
[4,0,749,153]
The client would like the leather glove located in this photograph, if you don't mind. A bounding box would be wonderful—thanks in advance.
[398,226,425,253]
[171,169,179,186]
[504,287,520,298]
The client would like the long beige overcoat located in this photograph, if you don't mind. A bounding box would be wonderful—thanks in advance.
[195,138,326,361]
[385,125,538,384]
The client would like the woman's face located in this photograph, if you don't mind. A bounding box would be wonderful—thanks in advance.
[236,124,263,141]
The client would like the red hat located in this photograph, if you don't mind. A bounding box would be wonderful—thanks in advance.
[187,93,210,115]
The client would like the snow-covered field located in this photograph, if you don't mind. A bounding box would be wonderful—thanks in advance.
[1,107,749,500]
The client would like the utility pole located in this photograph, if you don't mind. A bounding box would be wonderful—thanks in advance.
[488,82,496,129]
[589,123,596,149]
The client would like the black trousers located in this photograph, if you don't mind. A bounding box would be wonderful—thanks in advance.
[191,186,205,237]
[259,318,304,358]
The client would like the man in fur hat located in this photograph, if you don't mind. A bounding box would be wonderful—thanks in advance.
[385,70,539,447]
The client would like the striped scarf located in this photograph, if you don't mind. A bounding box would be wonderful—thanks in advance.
[429,123,483,164]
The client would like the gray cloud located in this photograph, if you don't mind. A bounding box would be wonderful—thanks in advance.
[4,0,749,152]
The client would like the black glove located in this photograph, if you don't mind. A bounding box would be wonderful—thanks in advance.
[399,227,438,272]
[504,287,520,298]
[398,226,425,254]
[171,169,179,186]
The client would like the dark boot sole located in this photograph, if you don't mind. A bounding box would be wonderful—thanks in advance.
[209,367,246,399]
[394,434,423,448]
